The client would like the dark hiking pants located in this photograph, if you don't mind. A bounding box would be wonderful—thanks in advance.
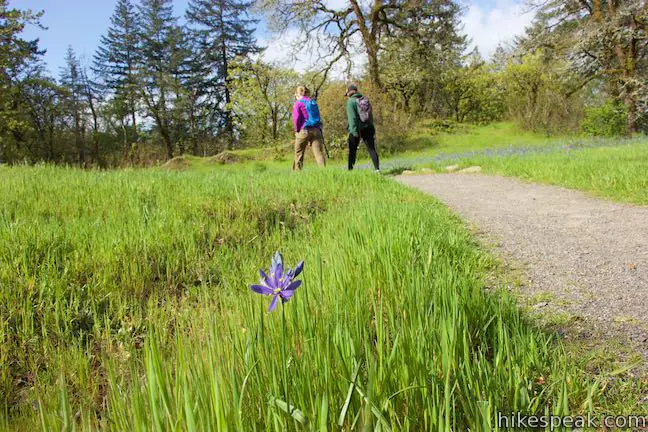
[348,126,379,171]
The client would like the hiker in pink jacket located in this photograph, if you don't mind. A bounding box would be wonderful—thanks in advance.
[292,86,326,170]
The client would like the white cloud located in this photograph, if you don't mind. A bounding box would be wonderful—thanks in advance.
[461,0,533,58]
[323,0,349,9]
[257,0,533,74]
[258,29,307,71]
[258,29,365,80]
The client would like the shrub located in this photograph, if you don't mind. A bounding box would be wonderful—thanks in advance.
[580,102,628,136]
[503,53,584,134]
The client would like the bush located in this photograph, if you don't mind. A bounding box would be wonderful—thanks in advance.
[503,53,583,134]
[580,102,628,136]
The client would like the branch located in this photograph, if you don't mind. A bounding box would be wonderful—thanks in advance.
[565,74,598,97]
[312,51,346,99]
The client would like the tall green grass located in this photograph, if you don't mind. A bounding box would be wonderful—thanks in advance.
[0,164,631,430]
[430,141,648,205]
[401,122,569,156]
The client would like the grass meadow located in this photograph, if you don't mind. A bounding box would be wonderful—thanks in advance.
[385,122,648,205]
[0,161,644,430]
[446,141,648,205]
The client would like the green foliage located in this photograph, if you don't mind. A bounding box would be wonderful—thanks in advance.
[381,44,504,133]
[581,102,628,137]
[259,0,466,91]
[186,0,260,145]
[59,47,88,164]
[441,54,506,124]
[230,60,297,147]
[0,1,42,72]
[365,84,416,156]
[502,52,583,134]
[380,27,466,118]
[137,0,184,158]
[93,0,141,136]
[312,82,348,156]
[522,0,648,133]
[0,1,43,161]
[2,165,629,430]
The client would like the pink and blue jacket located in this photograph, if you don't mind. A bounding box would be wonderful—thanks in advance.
[293,97,315,133]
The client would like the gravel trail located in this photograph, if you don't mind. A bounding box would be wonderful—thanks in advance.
[396,174,648,361]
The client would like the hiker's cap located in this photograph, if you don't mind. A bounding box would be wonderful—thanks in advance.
[345,84,358,96]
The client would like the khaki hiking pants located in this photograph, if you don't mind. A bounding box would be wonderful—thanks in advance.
[293,127,326,171]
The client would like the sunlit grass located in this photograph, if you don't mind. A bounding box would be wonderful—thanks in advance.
[422,140,648,205]
[401,122,567,156]
[0,164,642,430]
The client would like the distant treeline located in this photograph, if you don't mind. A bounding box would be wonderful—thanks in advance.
[1,0,646,166]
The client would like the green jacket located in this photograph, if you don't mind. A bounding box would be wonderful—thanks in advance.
[346,93,372,137]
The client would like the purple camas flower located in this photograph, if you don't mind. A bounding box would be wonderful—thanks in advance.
[250,252,304,312]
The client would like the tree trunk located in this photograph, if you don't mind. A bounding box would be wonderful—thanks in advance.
[121,120,128,157]
[161,125,173,159]
[272,106,278,140]
[47,115,55,161]
[151,92,174,159]
[87,93,101,166]
[607,0,638,134]
[74,105,85,165]
[189,98,199,155]
[624,94,638,134]
[130,103,137,135]
[160,117,174,159]
[349,0,383,91]
[127,61,138,139]
[614,43,638,134]
[365,43,382,91]
[219,0,235,149]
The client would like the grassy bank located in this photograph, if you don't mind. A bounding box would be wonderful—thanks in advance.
[403,121,566,154]
[0,164,640,430]
[416,140,648,205]
[471,142,648,205]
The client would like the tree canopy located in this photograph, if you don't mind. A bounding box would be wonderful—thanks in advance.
[0,0,646,166]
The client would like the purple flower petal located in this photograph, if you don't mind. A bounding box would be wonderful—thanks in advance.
[259,269,276,289]
[283,280,302,292]
[271,252,284,285]
[275,264,284,284]
[250,284,273,295]
[271,252,283,273]
[280,290,296,302]
[292,261,304,278]
[252,253,304,311]
[268,295,279,312]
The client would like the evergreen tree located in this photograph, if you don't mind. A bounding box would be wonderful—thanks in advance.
[183,34,214,155]
[186,0,259,148]
[93,0,140,133]
[21,70,64,162]
[60,46,87,164]
[0,0,43,162]
[167,24,194,155]
[138,0,180,158]
[79,62,102,165]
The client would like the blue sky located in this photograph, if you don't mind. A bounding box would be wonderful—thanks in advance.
[19,0,533,76]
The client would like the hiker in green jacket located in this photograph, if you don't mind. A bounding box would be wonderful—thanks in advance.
[345,84,379,171]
